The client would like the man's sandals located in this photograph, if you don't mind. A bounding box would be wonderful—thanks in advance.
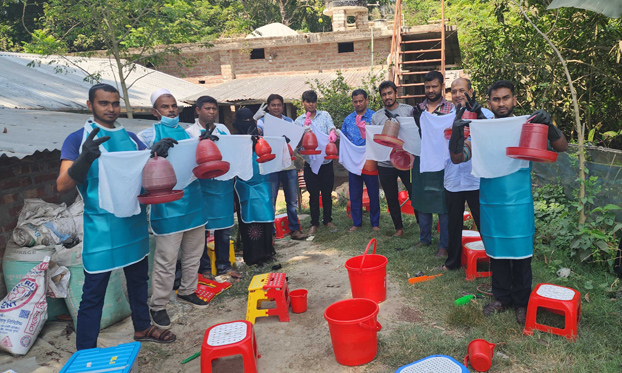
[134,325,176,344]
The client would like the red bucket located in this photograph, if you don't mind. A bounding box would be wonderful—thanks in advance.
[345,239,387,303]
[324,298,382,366]
[290,289,308,313]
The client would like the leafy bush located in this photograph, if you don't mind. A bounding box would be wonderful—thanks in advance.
[533,179,622,271]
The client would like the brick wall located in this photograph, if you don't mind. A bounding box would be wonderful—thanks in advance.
[0,150,77,256]
[156,37,392,85]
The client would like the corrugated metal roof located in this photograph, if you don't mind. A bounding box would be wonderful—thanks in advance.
[0,108,155,159]
[0,52,206,111]
[182,68,388,104]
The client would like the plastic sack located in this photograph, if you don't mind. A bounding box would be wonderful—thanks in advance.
[46,262,70,299]
[54,243,132,330]
[0,257,49,356]
[12,197,83,247]
[3,240,69,320]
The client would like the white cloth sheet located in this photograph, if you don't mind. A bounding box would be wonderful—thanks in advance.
[337,129,366,175]
[309,123,330,174]
[259,136,291,175]
[396,117,422,156]
[98,150,150,217]
[419,111,453,173]
[213,135,254,181]
[166,137,199,190]
[365,120,421,162]
[263,114,305,145]
[469,115,530,178]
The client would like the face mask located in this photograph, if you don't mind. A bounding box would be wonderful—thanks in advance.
[157,110,179,128]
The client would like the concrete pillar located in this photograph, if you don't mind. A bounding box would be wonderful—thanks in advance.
[332,9,347,32]
[354,11,369,30]
[219,50,236,81]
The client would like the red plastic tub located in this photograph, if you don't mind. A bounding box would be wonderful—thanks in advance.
[324,298,382,366]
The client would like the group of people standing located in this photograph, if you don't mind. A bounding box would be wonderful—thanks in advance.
[57,68,567,351]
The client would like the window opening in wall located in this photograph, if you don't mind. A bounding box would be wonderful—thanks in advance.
[338,42,354,53]
[250,48,265,59]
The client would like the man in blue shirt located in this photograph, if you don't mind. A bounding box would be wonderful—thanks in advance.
[341,89,380,232]
[294,90,338,235]
[257,94,308,240]
[57,84,175,349]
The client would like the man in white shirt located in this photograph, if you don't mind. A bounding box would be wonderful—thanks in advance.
[186,95,241,279]
[442,78,492,270]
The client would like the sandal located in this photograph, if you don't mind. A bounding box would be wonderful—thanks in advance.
[134,325,177,344]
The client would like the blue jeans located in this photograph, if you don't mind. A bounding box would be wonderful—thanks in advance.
[199,228,233,274]
[348,172,380,227]
[418,213,449,249]
[76,257,151,350]
[270,169,300,232]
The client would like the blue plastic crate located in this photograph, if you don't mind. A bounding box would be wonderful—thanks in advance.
[395,354,469,373]
[60,342,141,373]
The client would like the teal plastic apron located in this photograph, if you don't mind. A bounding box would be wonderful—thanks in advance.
[234,154,275,223]
[149,124,207,235]
[479,166,534,259]
[411,156,447,214]
[78,122,149,273]
[198,127,234,230]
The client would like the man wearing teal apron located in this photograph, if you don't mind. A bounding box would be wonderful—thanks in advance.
[138,89,209,330]
[448,80,568,324]
[186,95,241,279]
[57,84,175,349]
[412,71,454,256]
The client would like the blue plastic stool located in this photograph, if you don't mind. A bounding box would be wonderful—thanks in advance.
[60,342,141,372]
[395,355,469,373]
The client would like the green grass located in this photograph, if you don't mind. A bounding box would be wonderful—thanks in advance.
[310,204,622,372]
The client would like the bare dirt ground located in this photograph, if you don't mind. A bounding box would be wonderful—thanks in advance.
[0,223,421,373]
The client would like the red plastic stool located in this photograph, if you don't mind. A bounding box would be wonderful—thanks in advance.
[347,189,371,219]
[201,320,260,373]
[523,283,581,341]
[463,241,491,281]
[246,273,290,324]
[460,231,482,266]
[274,214,301,239]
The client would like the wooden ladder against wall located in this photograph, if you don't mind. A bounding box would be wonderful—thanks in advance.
[389,0,447,105]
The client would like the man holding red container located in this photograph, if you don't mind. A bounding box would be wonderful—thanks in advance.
[449,80,567,324]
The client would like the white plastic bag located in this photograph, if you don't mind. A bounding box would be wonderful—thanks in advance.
[12,197,83,247]
[0,257,49,356]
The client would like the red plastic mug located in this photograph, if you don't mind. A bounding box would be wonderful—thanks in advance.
[464,338,495,372]
[290,289,308,313]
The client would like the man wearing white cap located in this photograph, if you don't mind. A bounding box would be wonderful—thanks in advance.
[138,89,209,330]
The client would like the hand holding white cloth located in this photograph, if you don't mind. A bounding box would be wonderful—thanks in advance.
[419,112,453,173]
[309,123,329,174]
[166,137,199,190]
[259,136,291,175]
[214,135,254,181]
[337,129,365,175]
[365,120,421,162]
[263,114,305,145]
[98,150,150,217]
[469,115,530,178]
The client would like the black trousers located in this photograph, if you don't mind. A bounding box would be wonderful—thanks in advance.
[304,162,334,226]
[490,257,532,308]
[378,166,413,230]
[444,189,481,269]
